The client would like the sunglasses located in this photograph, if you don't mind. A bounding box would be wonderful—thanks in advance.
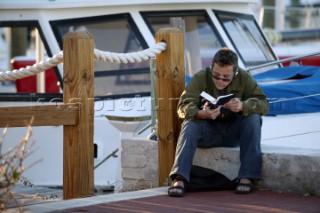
[211,74,233,82]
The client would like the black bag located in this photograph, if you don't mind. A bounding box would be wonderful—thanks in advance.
[187,165,237,192]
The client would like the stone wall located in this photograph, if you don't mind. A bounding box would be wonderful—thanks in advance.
[120,138,159,192]
[194,145,320,195]
[120,138,320,196]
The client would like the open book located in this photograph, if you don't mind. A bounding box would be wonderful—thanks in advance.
[199,91,235,110]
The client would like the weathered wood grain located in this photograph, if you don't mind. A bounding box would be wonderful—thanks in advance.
[62,32,94,199]
[155,28,185,186]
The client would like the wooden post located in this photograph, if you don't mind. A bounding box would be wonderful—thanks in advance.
[63,32,94,199]
[155,28,185,186]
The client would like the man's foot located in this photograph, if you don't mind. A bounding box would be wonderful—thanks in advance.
[168,176,186,197]
[235,178,254,194]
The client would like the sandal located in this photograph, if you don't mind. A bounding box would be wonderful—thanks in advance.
[235,182,254,194]
[168,176,186,197]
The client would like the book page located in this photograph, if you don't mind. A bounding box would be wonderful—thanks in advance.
[200,91,216,104]
[200,91,235,106]
[215,94,235,105]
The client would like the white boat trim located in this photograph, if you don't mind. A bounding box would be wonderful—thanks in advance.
[0,0,258,9]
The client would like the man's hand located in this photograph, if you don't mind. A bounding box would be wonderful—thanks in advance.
[195,102,221,120]
[224,98,243,112]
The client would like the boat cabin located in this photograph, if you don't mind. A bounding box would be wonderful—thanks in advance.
[0,0,279,97]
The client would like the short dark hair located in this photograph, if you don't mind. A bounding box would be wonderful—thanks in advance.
[211,47,238,72]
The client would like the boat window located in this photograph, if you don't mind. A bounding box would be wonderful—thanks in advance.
[0,23,61,101]
[214,10,277,67]
[141,11,225,77]
[51,14,150,98]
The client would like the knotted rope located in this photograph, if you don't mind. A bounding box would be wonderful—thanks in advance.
[0,42,167,82]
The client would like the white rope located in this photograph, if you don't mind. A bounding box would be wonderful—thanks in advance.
[0,52,63,82]
[262,130,320,141]
[268,93,320,104]
[94,42,166,63]
[0,42,167,82]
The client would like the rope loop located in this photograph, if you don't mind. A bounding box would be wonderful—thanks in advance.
[0,42,166,82]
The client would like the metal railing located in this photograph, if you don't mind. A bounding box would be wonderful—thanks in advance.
[247,50,320,72]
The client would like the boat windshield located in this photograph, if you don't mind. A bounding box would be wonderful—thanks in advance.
[141,10,225,77]
[214,10,277,67]
[51,13,150,98]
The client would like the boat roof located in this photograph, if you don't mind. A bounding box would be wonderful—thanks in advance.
[0,0,258,9]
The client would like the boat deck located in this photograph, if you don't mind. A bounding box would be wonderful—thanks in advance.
[4,186,320,213]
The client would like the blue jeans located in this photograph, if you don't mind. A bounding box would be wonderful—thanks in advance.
[170,114,262,182]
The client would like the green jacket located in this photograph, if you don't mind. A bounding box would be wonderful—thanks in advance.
[177,68,269,121]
